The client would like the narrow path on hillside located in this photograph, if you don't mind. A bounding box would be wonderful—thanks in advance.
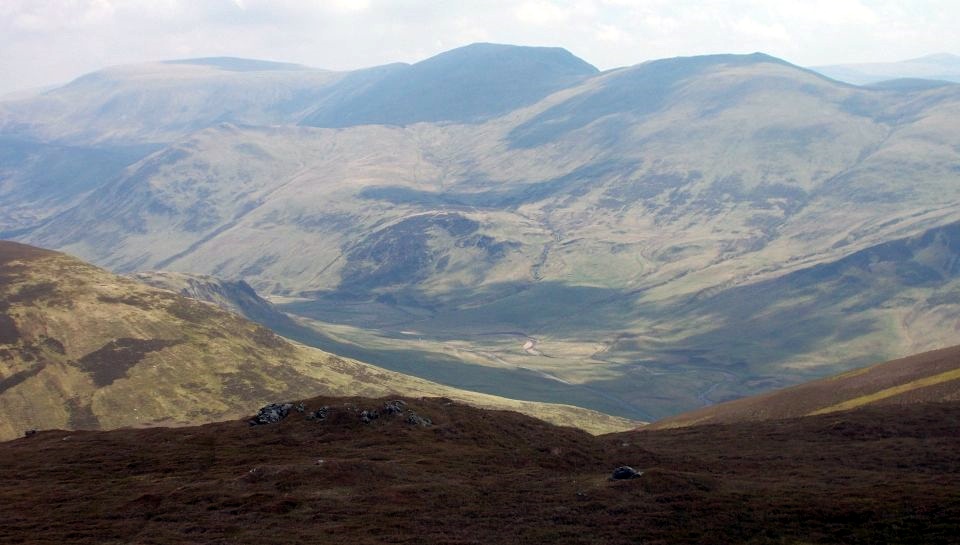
[695,371,738,405]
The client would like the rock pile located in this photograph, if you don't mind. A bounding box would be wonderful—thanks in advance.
[248,403,293,426]
[250,399,432,428]
[405,412,432,427]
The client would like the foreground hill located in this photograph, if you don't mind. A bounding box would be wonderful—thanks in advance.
[650,344,960,429]
[0,395,957,544]
[0,241,634,439]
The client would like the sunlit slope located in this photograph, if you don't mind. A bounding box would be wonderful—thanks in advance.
[649,344,960,429]
[0,241,635,440]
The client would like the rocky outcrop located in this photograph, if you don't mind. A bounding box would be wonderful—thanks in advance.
[251,399,431,428]
[248,403,293,426]
[610,466,643,480]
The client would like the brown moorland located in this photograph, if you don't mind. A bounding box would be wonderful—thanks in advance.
[649,343,960,429]
[0,396,958,544]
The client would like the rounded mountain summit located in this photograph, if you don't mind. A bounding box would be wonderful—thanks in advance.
[299,42,600,127]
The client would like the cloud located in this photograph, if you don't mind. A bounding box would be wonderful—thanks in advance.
[514,1,573,25]
[730,17,792,45]
[594,23,632,44]
[0,0,958,95]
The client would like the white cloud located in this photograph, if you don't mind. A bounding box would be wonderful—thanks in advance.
[514,1,574,25]
[0,0,958,95]
[326,0,372,13]
[730,17,792,45]
[594,23,631,44]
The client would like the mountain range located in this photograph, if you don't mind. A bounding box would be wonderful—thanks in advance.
[2,43,960,420]
[814,53,960,85]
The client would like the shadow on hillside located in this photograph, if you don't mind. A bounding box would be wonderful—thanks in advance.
[262,310,647,420]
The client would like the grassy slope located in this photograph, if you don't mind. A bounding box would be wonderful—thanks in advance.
[0,241,634,440]
[649,344,960,429]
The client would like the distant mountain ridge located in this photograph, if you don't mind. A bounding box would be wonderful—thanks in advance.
[162,56,310,72]
[0,43,598,147]
[813,52,960,85]
[300,42,598,127]
[3,45,960,420]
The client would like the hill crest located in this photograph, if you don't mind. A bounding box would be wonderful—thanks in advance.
[650,344,960,429]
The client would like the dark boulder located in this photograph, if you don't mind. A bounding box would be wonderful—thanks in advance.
[306,406,330,421]
[249,403,293,426]
[610,466,642,480]
[360,409,380,423]
[383,400,406,415]
[405,412,432,427]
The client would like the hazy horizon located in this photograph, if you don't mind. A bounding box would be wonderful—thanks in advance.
[2,0,959,96]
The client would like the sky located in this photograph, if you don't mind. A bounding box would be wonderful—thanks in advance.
[2,0,958,95]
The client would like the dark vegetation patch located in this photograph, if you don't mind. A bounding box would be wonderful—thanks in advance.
[0,241,57,266]
[6,282,58,304]
[167,299,224,323]
[39,336,66,355]
[0,314,19,344]
[340,213,511,292]
[0,363,44,394]
[753,123,833,151]
[250,325,289,350]
[66,397,99,430]
[359,161,638,210]
[97,292,176,309]
[76,338,181,387]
